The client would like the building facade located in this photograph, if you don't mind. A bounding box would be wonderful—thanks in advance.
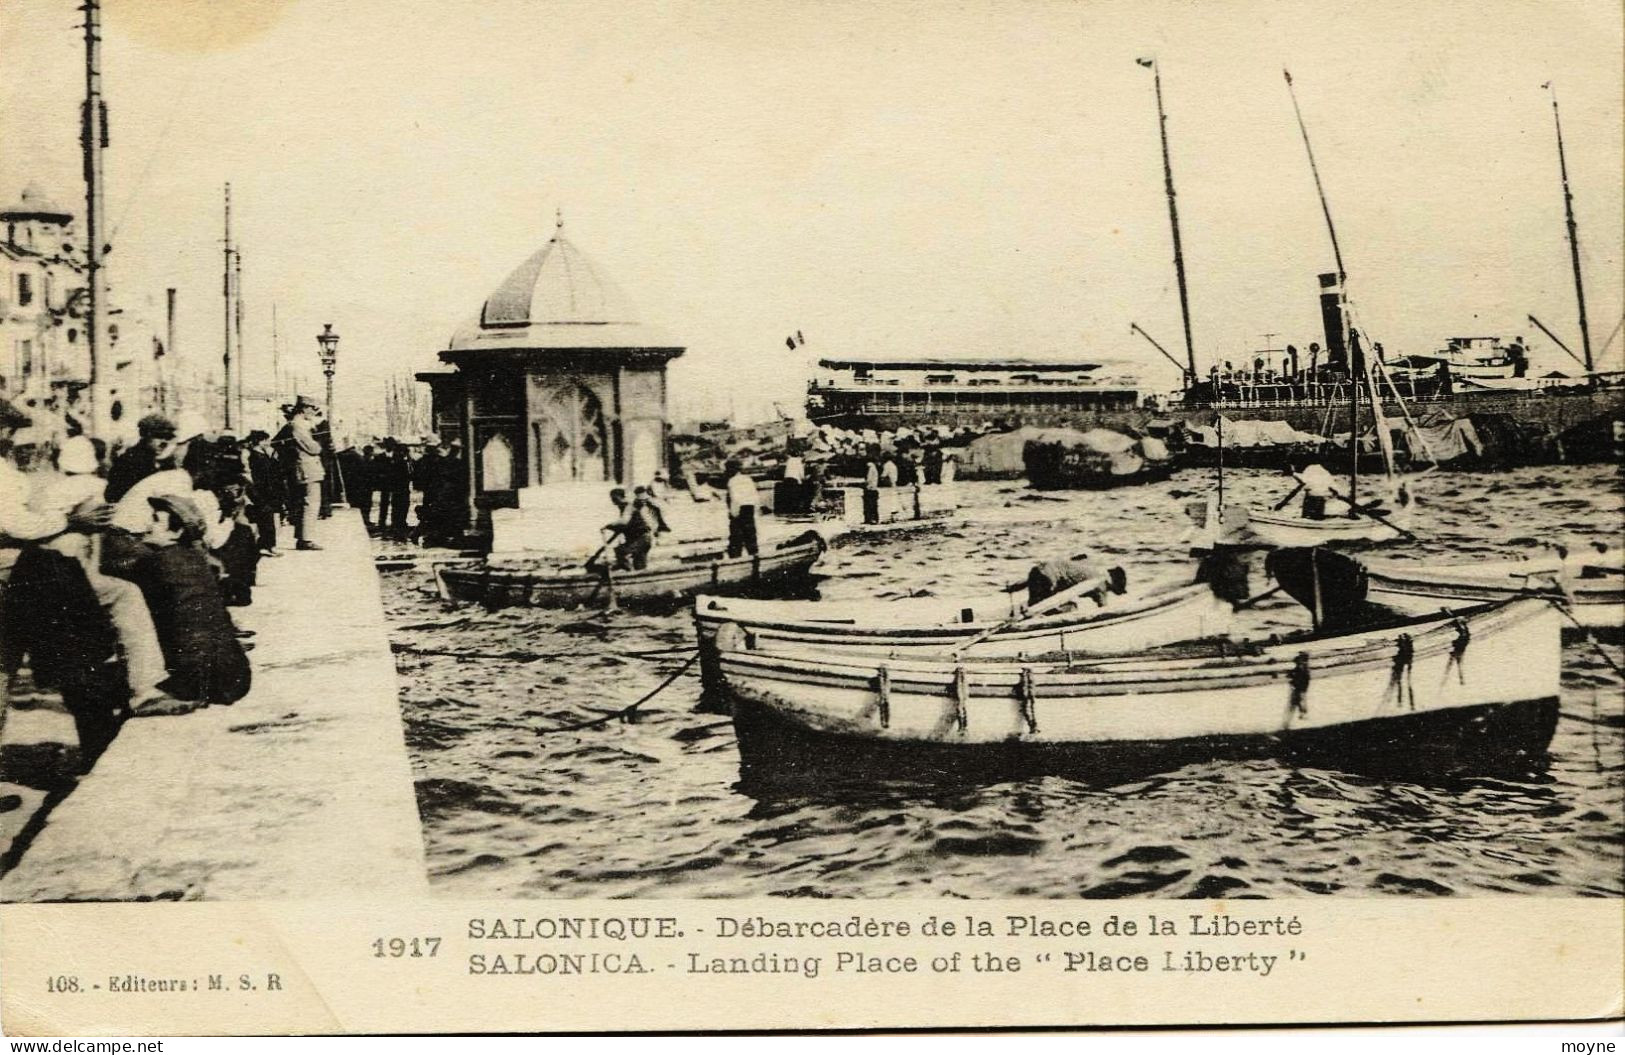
[0,183,160,442]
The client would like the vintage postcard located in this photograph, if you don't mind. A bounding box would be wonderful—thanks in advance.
[0,0,1620,1038]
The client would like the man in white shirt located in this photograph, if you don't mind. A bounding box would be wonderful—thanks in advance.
[723,459,758,557]
[862,448,881,525]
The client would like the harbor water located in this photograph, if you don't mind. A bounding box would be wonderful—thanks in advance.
[382,465,1623,898]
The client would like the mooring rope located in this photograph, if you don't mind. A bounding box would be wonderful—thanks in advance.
[532,651,702,736]
[391,642,695,665]
[1546,599,1625,679]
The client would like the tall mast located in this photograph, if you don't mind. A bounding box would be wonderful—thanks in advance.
[1547,83,1594,377]
[1284,70,1346,281]
[1142,58,1198,387]
[271,303,281,401]
[81,0,109,437]
[1284,70,1360,501]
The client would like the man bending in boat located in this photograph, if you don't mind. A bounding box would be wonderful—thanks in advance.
[1025,553,1128,609]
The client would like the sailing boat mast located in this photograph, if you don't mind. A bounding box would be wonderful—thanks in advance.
[1546,82,1594,378]
[1141,59,1198,387]
[1283,69,1360,505]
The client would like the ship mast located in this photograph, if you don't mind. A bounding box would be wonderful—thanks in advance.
[1140,59,1198,388]
[1546,82,1594,379]
[1284,69,1361,505]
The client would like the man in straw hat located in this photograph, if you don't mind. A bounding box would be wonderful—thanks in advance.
[287,395,326,551]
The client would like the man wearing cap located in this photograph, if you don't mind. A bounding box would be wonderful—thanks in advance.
[126,494,251,707]
[244,430,283,556]
[288,397,325,551]
[107,413,178,502]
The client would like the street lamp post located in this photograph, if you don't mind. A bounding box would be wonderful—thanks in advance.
[316,323,340,432]
[315,323,344,507]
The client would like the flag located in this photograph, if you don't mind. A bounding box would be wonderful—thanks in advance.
[1136,57,1154,68]
[796,330,805,345]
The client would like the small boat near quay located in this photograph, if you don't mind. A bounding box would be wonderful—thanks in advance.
[694,572,1236,701]
[1364,552,1624,633]
[784,481,961,547]
[718,596,1562,784]
[433,532,826,610]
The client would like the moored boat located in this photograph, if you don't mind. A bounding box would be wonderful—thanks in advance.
[718,598,1561,784]
[433,532,825,610]
[694,573,1236,702]
[1364,553,1624,633]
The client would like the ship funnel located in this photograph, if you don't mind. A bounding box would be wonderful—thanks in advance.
[1318,272,1349,370]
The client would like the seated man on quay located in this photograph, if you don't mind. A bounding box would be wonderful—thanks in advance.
[123,494,252,708]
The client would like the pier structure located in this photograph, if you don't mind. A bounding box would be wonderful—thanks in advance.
[419,217,688,553]
[0,512,428,901]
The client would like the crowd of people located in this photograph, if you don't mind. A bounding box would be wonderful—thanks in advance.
[334,435,467,546]
[0,391,453,772]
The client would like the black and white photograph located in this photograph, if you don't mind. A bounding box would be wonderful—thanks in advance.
[0,0,1621,1037]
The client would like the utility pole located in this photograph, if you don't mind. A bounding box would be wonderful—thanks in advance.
[1547,83,1594,379]
[163,287,176,413]
[271,303,281,402]
[234,249,245,429]
[1141,58,1198,388]
[82,0,110,437]
[222,182,234,431]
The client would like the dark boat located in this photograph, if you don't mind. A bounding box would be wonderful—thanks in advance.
[1023,431,1175,490]
[433,532,826,610]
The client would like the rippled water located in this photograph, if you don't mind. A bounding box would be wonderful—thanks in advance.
[381,465,1624,898]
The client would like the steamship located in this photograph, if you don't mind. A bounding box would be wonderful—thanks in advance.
[807,271,1624,446]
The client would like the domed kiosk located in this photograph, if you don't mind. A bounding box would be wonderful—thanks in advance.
[422,217,684,551]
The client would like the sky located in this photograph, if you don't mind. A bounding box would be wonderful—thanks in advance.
[2,0,1621,425]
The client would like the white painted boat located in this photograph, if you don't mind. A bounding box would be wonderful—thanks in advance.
[718,598,1561,782]
[1365,553,1625,632]
[1234,506,1400,547]
[694,574,1236,701]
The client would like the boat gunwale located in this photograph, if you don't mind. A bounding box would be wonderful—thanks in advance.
[694,580,1217,643]
[717,597,1550,694]
[440,537,823,593]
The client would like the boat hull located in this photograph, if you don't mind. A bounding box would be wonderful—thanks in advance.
[435,536,825,610]
[1231,510,1399,548]
[719,599,1561,782]
[733,694,1559,790]
[695,582,1234,705]
[1365,559,1625,633]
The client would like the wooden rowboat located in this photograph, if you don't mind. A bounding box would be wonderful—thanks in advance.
[1230,507,1400,547]
[717,598,1561,784]
[433,532,825,610]
[694,576,1235,703]
[1364,553,1624,633]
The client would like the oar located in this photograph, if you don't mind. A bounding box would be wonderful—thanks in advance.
[1326,485,1418,540]
[583,530,623,612]
[1233,583,1285,610]
[950,571,1118,657]
[1271,483,1305,511]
